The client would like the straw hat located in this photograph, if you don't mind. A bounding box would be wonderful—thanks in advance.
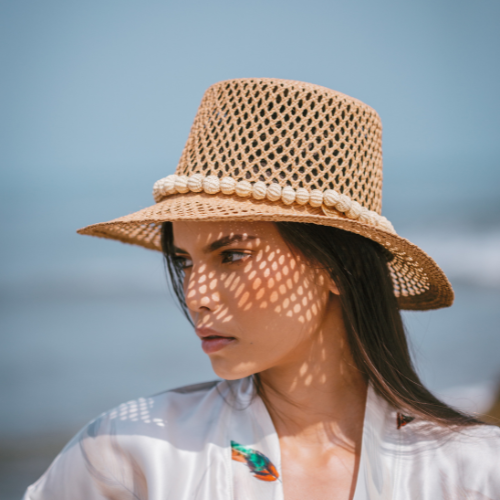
[78,78,453,311]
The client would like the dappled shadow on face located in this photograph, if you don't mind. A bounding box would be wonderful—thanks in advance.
[174,222,331,356]
[184,232,326,326]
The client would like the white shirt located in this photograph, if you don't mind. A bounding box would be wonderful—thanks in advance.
[24,377,500,499]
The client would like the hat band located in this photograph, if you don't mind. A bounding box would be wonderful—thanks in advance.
[152,174,396,234]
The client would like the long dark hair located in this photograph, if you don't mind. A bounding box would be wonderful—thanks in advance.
[161,220,482,427]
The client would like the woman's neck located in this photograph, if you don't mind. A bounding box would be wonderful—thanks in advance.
[257,295,367,448]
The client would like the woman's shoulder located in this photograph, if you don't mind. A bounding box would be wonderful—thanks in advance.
[396,420,500,495]
[402,418,500,454]
[441,422,500,460]
[105,380,223,430]
[23,379,230,500]
[82,379,229,450]
[369,386,500,495]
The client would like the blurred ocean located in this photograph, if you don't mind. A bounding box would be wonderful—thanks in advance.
[1,0,499,497]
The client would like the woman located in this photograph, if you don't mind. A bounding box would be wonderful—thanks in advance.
[24,78,500,499]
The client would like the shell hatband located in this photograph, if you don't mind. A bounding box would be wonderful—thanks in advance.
[152,174,396,234]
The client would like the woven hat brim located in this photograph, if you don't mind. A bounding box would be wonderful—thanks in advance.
[77,192,454,311]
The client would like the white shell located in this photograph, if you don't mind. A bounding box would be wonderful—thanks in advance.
[153,174,178,202]
[309,189,324,208]
[295,188,310,205]
[252,181,267,200]
[235,180,252,197]
[220,177,237,195]
[323,189,340,207]
[359,208,376,225]
[203,175,221,195]
[345,200,363,219]
[152,178,166,202]
[335,194,352,213]
[266,183,282,202]
[281,186,296,205]
[187,174,204,193]
[175,175,189,194]
[163,175,178,193]
[377,216,395,233]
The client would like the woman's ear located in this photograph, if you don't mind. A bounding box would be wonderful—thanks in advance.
[328,280,340,296]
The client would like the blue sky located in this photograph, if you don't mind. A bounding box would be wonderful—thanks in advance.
[2,0,499,195]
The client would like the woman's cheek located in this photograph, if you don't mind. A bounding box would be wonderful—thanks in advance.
[220,257,327,332]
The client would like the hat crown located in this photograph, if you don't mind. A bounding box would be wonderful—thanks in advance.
[175,78,384,214]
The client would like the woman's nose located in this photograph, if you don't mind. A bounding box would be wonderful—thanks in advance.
[184,266,221,313]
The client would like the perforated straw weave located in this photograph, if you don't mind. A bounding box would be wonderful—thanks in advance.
[78,78,454,310]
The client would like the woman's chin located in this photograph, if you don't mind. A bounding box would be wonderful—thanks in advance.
[209,358,259,381]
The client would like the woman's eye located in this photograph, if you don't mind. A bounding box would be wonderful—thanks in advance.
[174,256,193,269]
[221,251,250,264]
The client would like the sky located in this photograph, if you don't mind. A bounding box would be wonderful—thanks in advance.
[2,0,499,193]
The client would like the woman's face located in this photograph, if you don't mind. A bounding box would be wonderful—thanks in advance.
[172,221,338,380]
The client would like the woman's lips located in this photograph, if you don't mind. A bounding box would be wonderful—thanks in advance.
[196,328,236,354]
[201,336,235,354]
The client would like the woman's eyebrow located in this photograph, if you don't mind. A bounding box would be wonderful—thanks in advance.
[172,246,188,254]
[203,234,257,254]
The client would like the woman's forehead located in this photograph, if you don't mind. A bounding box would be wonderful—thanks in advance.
[172,220,282,248]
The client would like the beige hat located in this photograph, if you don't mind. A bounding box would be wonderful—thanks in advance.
[78,78,453,311]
